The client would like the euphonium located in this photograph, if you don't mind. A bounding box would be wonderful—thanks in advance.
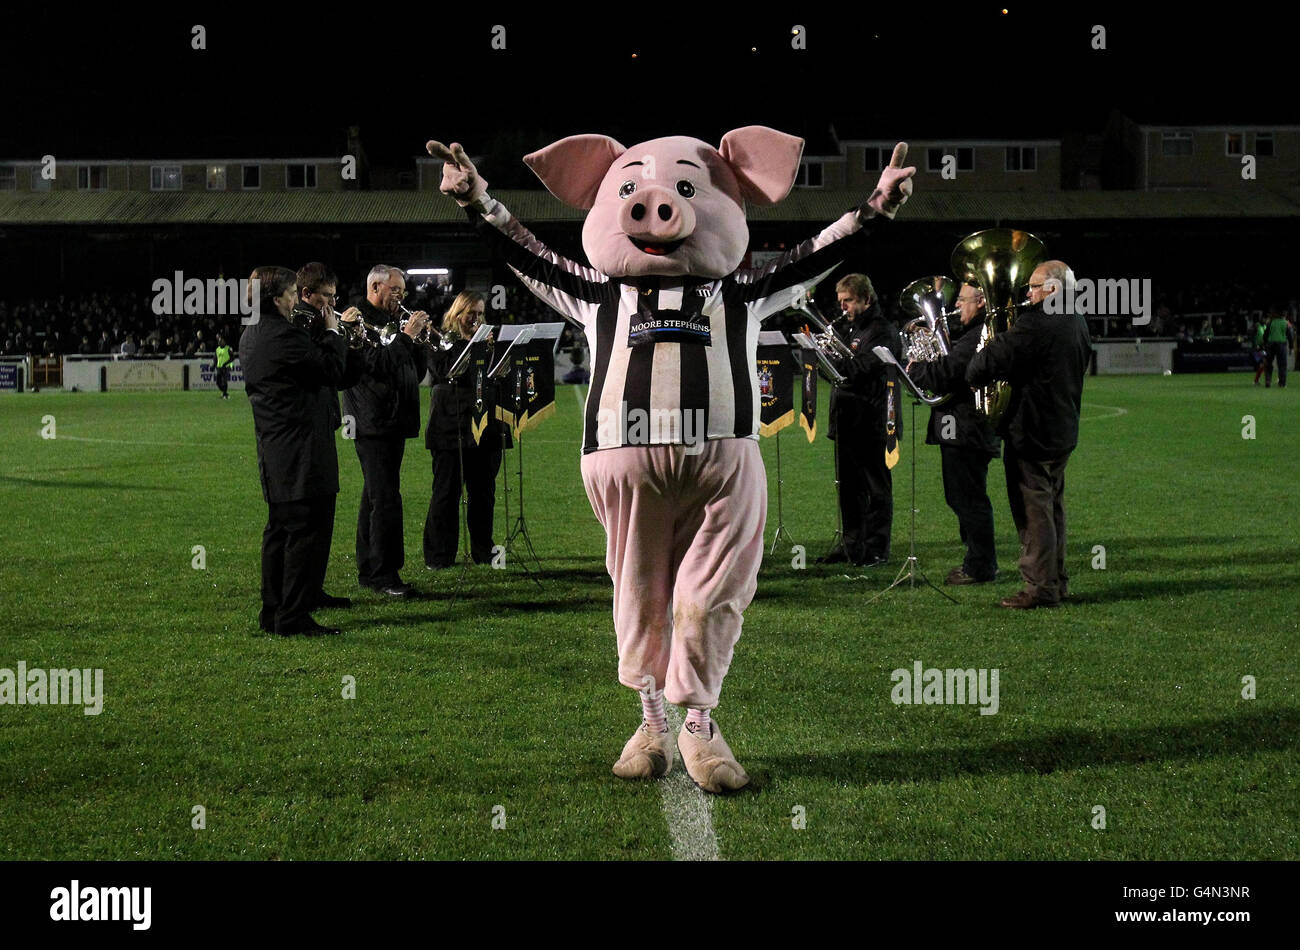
[795,291,855,365]
[898,276,959,406]
[950,228,1047,425]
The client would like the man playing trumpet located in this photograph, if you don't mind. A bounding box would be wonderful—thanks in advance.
[340,265,432,598]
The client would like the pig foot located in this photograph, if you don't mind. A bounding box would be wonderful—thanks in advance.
[677,718,749,793]
[612,722,675,779]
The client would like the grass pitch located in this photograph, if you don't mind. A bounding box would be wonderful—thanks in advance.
[0,374,1295,860]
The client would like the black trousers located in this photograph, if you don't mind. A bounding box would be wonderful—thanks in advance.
[260,494,335,632]
[424,436,503,566]
[354,436,406,587]
[1003,444,1070,604]
[940,444,999,580]
[215,366,229,396]
[1264,341,1288,386]
[836,435,892,562]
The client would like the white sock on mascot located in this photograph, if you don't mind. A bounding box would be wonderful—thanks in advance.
[428,130,914,793]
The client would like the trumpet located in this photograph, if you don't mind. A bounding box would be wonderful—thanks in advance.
[397,303,454,351]
[329,306,394,349]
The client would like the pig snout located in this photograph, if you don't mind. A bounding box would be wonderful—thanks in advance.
[618,185,695,250]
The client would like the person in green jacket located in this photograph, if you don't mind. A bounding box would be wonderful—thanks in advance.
[215,336,234,400]
[1262,309,1294,389]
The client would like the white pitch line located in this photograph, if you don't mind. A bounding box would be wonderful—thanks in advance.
[573,383,587,410]
[659,706,721,862]
[1079,402,1128,423]
[55,435,221,447]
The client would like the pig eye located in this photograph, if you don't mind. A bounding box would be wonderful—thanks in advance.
[676,180,696,198]
[618,181,637,199]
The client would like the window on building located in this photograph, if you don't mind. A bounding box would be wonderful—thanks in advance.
[0,166,15,191]
[863,147,886,172]
[286,163,317,189]
[795,161,823,188]
[1005,146,1038,171]
[1161,132,1193,156]
[242,165,261,189]
[31,168,51,191]
[1225,133,1243,156]
[207,165,227,190]
[927,147,974,172]
[1255,132,1274,156]
[150,165,182,190]
[78,165,109,190]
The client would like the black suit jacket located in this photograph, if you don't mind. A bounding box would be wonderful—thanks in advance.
[828,305,902,443]
[909,316,1000,457]
[341,300,428,440]
[425,337,511,452]
[240,307,348,503]
[966,302,1092,460]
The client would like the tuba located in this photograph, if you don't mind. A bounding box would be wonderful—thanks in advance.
[898,276,959,406]
[950,228,1047,425]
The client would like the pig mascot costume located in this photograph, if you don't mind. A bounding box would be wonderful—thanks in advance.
[428,130,914,792]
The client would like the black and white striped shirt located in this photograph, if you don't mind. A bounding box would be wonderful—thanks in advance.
[470,197,874,453]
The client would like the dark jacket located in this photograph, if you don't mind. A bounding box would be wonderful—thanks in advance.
[425,336,511,452]
[966,302,1092,460]
[909,315,1000,457]
[292,301,364,431]
[341,299,428,440]
[239,304,348,503]
[828,304,903,443]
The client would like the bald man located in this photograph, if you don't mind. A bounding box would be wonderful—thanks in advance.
[966,260,1092,609]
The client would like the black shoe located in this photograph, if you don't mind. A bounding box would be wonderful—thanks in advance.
[379,581,415,598]
[315,592,353,609]
[425,560,455,571]
[276,619,342,636]
[946,567,999,586]
[855,555,889,568]
[819,547,851,564]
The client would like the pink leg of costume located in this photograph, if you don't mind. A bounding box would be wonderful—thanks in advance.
[580,438,767,710]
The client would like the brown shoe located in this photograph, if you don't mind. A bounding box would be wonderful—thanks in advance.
[1000,590,1059,609]
[946,567,997,586]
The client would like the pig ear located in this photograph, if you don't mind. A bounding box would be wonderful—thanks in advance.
[718,126,805,206]
[524,134,627,210]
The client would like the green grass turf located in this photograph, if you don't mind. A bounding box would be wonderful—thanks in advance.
[0,374,1295,859]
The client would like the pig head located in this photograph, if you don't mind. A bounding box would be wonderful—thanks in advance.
[523,126,804,279]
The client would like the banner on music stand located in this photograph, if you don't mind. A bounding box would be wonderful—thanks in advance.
[756,330,798,437]
[798,346,818,442]
[494,322,563,437]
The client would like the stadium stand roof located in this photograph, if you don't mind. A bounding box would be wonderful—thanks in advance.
[2,188,1299,226]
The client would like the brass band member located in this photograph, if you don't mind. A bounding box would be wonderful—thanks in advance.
[291,262,363,610]
[341,265,431,597]
[908,283,1001,584]
[966,261,1092,609]
[239,265,348,636]
[823,273,902,567]
[423,291,510,568]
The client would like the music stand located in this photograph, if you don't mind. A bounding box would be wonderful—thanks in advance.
[867,346,956,604]
[793,331,849,560]
[758,330,798,554]
[497,322,561,577]
[489,327,542,586]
